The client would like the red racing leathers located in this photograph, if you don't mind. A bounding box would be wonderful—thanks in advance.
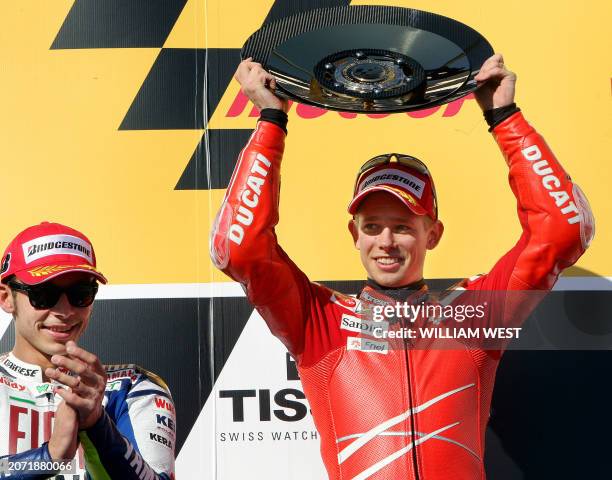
[210,112,592,479]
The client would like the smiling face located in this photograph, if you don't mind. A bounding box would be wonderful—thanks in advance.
[349,191,444,287]
[0,272,94,367]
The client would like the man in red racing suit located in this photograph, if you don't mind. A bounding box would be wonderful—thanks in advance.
[210,55,594,479]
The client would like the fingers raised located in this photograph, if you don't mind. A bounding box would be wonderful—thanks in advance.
[45,367,80,389]
[66,341,103,371]
[233,58,286,111]
[481,53,504,70]
[235,58,263,82]
[50,342,106,386]
[54,386,87,408]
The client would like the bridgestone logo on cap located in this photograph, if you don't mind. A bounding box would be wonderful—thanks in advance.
[360,168,426,199]
[21,234,93,265]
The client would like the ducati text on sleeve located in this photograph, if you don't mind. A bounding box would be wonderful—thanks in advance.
[521,145,581,224]
[21,234,94,264]
[229,153,272,245]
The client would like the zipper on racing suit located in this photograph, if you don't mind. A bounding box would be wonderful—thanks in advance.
[360,283,427,479]
[402,319,421,480]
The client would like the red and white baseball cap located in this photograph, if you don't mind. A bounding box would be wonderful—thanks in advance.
[348,153,438,220]
[0,222,107,285]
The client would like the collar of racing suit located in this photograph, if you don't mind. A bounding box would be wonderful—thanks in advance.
[362,278,427,303]
[0,351,68,383]
[359,279,431,327]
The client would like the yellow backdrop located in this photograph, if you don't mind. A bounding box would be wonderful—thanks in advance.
[1,0,610,284]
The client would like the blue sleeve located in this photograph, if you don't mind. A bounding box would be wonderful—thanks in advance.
[0,444,57,479]
[79,371,175,480]
[79,410,173,480]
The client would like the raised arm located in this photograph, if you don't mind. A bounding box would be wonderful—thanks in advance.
[210,60,313,357]
[485,110,593,290]
[470,55,593,292]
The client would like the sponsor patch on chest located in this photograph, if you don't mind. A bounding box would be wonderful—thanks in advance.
[340,314,388,336]
[346,336,389,354]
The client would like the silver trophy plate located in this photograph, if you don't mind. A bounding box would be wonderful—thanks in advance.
[242,6,493,113]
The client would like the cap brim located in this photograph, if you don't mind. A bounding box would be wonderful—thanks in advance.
[14,266,108,285]
[348,186,428,216]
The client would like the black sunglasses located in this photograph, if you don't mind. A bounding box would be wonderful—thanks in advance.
[8,280,98,310]
[355,153,438,219]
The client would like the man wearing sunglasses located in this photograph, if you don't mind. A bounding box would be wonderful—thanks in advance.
[211,55,593,479]
[0,222,175,479]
